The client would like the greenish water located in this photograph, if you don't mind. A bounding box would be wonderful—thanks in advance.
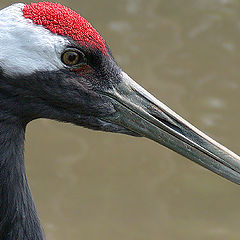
[1,0,240,239]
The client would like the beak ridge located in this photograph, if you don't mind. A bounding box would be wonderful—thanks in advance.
[101,71,240,184]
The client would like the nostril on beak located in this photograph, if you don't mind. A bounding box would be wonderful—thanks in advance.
[151,113,184,135]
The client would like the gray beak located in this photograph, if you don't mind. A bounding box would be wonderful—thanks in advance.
[101,71,240,185]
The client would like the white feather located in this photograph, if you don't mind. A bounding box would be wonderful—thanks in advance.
[0,3,70,76]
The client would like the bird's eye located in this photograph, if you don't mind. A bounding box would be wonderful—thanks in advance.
[61,48,86,67]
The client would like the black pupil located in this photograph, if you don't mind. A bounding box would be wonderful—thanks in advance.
[68,52,78,63]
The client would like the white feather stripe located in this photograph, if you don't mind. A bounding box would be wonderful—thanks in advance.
[0,3,69,76]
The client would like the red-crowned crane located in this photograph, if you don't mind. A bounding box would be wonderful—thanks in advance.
[0,2,239,240]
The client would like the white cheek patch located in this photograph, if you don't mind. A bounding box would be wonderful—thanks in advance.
[0,3,70,77]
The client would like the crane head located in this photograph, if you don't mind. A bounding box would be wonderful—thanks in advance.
[0,2,240,185]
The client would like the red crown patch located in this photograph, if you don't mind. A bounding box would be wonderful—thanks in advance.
[22,2,108,55]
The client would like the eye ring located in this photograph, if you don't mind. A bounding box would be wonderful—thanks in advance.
[61,48,87,68]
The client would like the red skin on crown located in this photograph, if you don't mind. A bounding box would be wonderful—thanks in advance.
[22,2,108,56]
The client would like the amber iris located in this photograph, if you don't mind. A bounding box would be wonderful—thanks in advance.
[61,49,86,67]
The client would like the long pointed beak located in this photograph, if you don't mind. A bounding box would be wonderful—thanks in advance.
[101,71,240,185]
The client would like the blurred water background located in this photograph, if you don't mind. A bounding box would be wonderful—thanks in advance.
[1,0,240,239]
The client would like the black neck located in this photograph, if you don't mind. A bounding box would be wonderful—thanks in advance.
[0,120,44,240]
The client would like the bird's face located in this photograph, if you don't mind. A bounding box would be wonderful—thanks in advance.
[0,3,131,134]
[1,2,240,184]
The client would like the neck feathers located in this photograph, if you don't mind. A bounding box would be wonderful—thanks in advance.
[0,121,44,240]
